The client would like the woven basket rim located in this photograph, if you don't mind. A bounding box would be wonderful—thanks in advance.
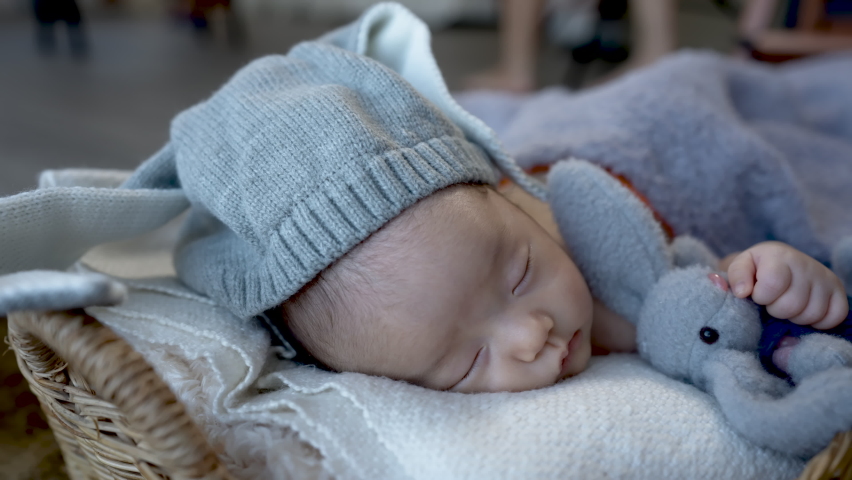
[7,309,234,480]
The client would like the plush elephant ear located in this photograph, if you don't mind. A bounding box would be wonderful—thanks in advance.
[548,159,673,324]
[671,235,720,269]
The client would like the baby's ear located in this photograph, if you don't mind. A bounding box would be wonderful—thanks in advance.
[548,160,673,324]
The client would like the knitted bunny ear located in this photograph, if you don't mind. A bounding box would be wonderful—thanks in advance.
[548,159,673,324]
[0,155,187,276]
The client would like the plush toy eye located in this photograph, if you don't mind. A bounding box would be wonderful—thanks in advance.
[699,327,720,345]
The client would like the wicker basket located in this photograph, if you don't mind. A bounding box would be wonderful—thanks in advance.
[6,309,233,480]
[6,309,852,480]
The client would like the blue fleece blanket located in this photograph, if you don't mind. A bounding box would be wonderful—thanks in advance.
[457,51,852,263]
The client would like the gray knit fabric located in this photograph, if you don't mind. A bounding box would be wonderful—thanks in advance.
[123,25,501,319]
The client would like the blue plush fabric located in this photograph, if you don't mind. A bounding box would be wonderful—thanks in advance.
[458,52,852,263]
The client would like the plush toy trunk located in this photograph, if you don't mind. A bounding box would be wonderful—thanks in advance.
[6,308,852,480]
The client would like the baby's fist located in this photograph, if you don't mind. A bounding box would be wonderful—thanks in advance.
[726,242,848,330]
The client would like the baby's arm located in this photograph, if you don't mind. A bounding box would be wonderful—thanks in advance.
[724,241,849,329]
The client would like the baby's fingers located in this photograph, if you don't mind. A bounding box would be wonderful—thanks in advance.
[810,289,849,330]
[784,284,829,326]
[727,252,757,298]
[750,259,793,306]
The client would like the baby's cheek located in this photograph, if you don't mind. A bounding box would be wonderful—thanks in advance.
[476,359,557,393]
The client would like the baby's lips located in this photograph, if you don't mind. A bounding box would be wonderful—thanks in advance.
[708,273,729,291]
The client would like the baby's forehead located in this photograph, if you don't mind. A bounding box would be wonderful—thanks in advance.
[351,184,508,259]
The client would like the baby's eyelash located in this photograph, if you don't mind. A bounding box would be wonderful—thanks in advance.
[513,243,533,295]
[452,347,484,390]
[466,347,485,379]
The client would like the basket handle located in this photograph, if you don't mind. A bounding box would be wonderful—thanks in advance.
[7,309,234,480]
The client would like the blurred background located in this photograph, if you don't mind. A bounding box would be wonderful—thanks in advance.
[0,0,749,197]
[1,0,851,478]
[2,0,851,196]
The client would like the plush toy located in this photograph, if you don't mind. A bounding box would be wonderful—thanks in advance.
[547,159,852,458]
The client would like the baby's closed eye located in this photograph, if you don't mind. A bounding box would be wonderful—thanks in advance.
[513,242,534,296]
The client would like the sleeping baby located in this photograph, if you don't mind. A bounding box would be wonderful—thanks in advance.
[275,180,848,393]
[125,4,849,394]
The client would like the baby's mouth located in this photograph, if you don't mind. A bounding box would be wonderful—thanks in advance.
[560,330,582,376]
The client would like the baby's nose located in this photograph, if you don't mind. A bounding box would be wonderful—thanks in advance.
[708,273,729,291]
[511,312,554,363]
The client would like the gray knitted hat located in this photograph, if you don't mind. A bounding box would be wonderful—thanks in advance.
[123,3,543,320]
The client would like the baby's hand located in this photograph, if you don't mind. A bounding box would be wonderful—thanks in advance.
[726,241,849,329]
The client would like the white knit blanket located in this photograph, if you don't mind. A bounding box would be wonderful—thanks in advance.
[74,216,805,480]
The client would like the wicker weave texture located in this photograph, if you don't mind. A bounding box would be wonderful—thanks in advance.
[799,430,852,480]
[7,310,233,480]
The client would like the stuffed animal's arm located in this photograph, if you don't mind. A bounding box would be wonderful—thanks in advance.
[704,349,852,458]
[703,350,790,397]
[785,333,852,384]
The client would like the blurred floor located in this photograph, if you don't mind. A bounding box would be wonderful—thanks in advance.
[0,12,562,196]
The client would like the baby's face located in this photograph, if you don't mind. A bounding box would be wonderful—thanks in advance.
[335,185,594,393]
